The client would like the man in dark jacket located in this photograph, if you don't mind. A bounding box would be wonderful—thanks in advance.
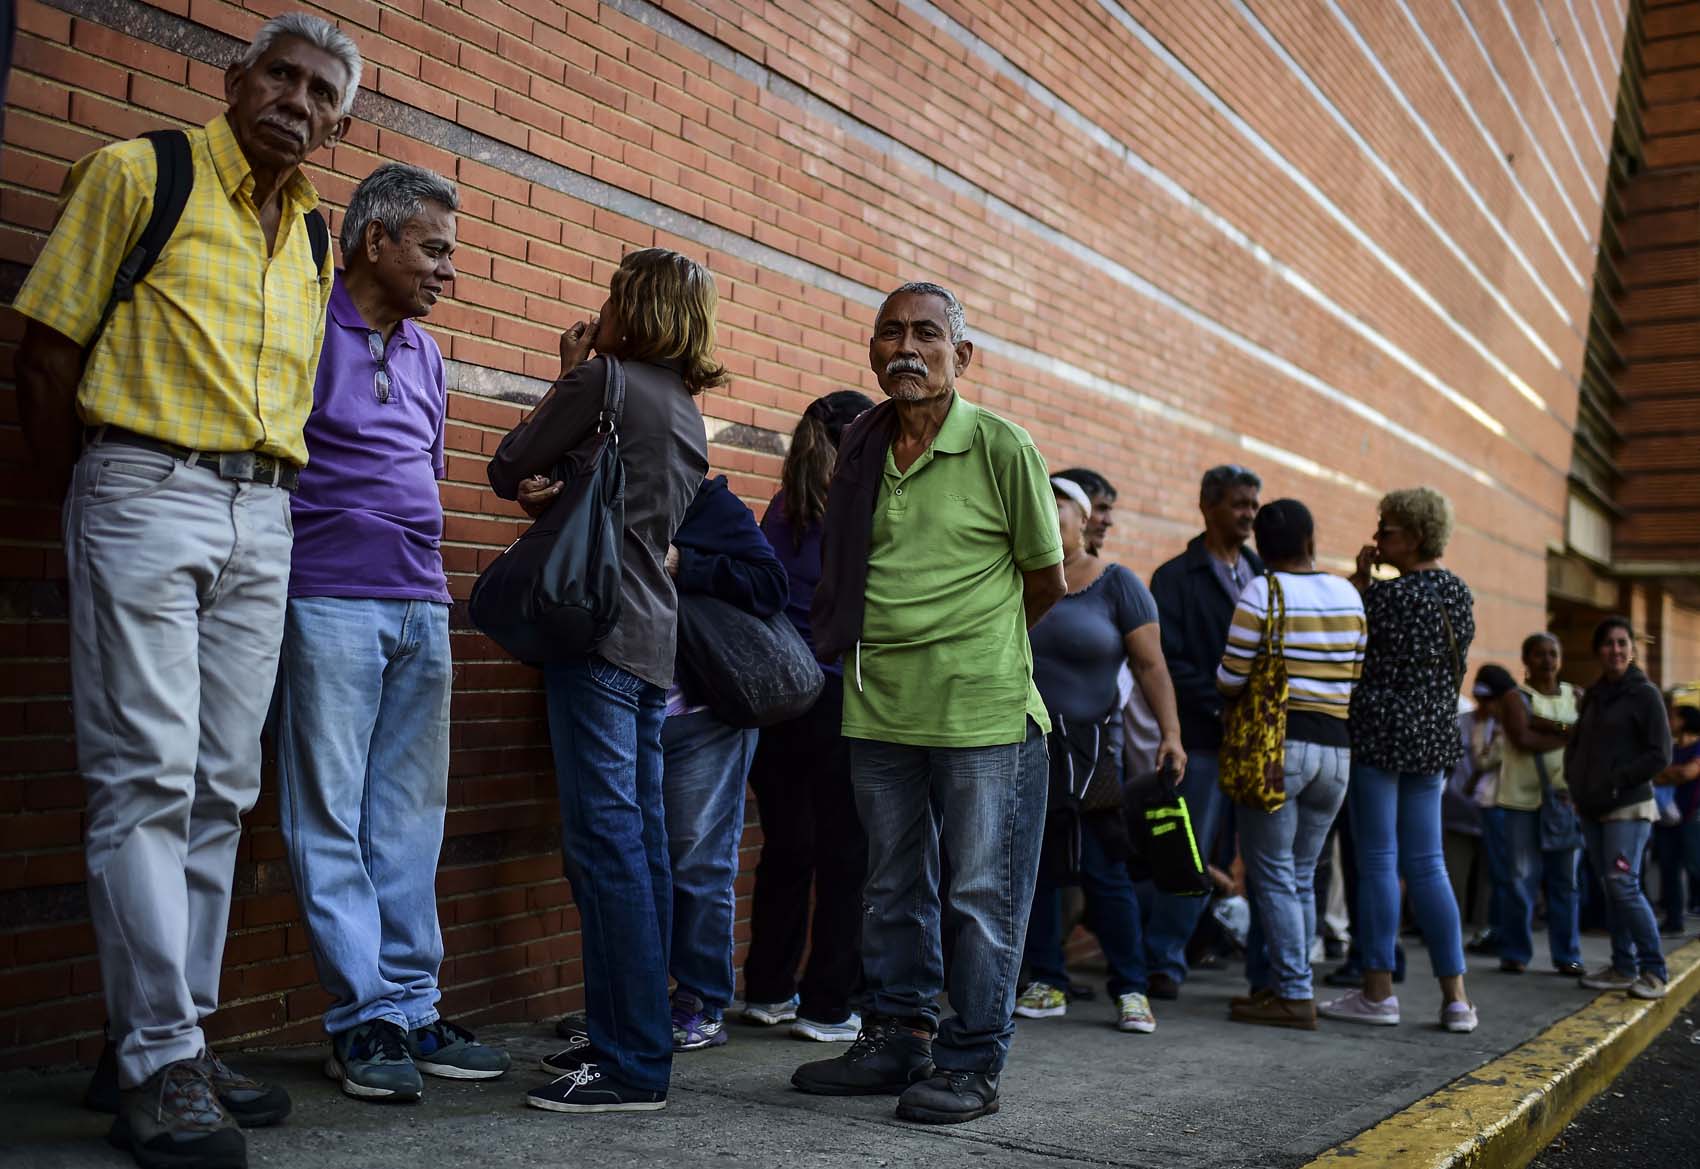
[1145,464,1263,998]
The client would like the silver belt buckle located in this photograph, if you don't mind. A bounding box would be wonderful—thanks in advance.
[217,451,256,482]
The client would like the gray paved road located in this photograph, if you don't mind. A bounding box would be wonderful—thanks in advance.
[0,938,1629,1169]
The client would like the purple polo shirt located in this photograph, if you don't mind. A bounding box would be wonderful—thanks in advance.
[289,272,450,603]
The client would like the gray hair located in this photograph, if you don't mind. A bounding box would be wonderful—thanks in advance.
[340,163,458,261]
[239,12,363,117]
[879,281,967,344]
[1200,463,1262,506]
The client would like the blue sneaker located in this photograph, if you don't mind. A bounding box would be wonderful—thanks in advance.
[325,1020,422,1101]
[741,995,800,1026]
[407,1019,510,1081]
[671,991,727,1051]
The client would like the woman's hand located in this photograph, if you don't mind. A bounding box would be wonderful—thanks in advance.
[558,317,600,377]
[518,474,563,518]
[1350,543,1378,592]
[1156,738,1187,781]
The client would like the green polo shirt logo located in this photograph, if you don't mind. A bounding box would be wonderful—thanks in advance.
[841,394,1063,748]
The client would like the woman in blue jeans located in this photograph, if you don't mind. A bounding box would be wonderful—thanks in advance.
[489,249,725,1114]
[1566,617,1673,999]
[1218,500,1365,1030]
[657,476,787,1051]
[1016,477,1182,1034]
[1321,488,1478,1033]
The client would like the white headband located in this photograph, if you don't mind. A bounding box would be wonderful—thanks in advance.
[1050,476,1093,518]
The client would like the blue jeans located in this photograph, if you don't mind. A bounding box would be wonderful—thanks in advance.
[1141,750,1223,984]
[1478,805,1512,939]
[850,721,1047,1073]
[1025,823,1147,997]
[276,598,451,1036]
[1348,765,1466,979]
[662,710,758,1018]
[1582,817,1665,980]
[544,656,672,1093]
[1239,741,1350,999]
[1498,808,1582,968]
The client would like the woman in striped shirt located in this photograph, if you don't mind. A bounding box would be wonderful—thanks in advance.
[1217,500,1366,1029]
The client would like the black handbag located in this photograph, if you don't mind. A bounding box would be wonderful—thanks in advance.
[470,357,627,664]
[675,593,825,727]
[1122,764,1211,896]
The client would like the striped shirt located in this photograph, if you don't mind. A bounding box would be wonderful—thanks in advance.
[14,113,331,465]
[1218,571,1367,735]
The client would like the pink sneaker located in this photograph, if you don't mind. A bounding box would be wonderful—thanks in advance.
[1318,990,1400,1026]
[1440,1001,1478,1033]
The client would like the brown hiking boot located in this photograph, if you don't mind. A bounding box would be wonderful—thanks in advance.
[107,1058,245,1169]
[1230,995,1318,1031]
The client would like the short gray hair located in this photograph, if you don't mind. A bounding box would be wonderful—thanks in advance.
[879,281,967,344]
[239,12,363,117]
[341,163,458,261]
[1200,464,1262,506]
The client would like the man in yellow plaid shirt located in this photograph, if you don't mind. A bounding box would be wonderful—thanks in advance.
[12,14,360,1169]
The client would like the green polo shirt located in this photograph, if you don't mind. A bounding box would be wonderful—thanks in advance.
[841,394,1063,747]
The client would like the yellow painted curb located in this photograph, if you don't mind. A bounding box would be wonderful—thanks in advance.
[1302,939,1700,1169]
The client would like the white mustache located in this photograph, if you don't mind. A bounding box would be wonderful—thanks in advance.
[260,117,307,145]
[885,358,928,377]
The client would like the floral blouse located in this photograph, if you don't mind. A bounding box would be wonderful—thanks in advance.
[1348,569,1476,775]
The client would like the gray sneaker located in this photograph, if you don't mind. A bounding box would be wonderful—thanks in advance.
[325,1020,423,1101]
[407,1019,510,1080]
[107,1058,245,1169]
[1579,965,1636,992]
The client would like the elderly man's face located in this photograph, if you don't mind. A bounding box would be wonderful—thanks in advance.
[225,35,351,175]
[1203,484,1259,545]
[869,291,971,402]
[362,201,457,320]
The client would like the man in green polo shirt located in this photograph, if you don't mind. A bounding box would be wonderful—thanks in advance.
[792,282,1066,1124]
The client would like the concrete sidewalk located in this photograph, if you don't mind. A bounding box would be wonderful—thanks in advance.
[0,936,1641,1169]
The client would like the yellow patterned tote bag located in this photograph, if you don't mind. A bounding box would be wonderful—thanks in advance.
[1219,573,1289,813]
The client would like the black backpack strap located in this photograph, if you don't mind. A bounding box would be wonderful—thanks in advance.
[598,354,627,432]
[303,209,329,274]
[87,129,192,354]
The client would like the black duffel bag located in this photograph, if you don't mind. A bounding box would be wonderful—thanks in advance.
[470,356,627,664]
[675,593,824,727]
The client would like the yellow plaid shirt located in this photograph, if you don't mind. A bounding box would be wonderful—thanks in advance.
[14,114,332,465]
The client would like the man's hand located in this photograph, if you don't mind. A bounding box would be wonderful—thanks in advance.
[557,318,599,378]
[517,474,562,518]
[665,544,680,578]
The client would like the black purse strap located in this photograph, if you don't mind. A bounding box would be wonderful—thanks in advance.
[597,354,627,435]
[1423,574,1463,691]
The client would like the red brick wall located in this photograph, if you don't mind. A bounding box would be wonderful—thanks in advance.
[0,0,1627,1065]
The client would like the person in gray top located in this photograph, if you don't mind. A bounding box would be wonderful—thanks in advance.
[487,248,719,1115]
[1017,476,1181,1036]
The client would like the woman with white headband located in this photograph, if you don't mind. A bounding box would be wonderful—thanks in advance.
[1016,475,1184,1035]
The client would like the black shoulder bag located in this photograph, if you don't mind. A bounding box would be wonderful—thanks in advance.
[675,596,824,728]
[471,358,627,664]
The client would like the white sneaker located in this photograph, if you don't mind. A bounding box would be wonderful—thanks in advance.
[1318,990,1400,1026]
[1440,1001,1478,1033]
[1579,966,1635,992]
[1629,972,1668,1000]
[789,1013,861,1042]
[741,995,800,1026]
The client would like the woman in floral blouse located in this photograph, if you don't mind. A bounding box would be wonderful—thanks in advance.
[1320,488,1478,1034]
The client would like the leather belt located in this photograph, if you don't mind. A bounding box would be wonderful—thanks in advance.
[86,426,301,491]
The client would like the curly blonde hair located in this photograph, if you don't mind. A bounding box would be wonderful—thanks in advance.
[1379,487,1454,560]
[608,248,729,395]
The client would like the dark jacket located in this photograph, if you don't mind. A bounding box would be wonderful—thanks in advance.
[487,355,708,688]
[672,475,787,617]
[1148,534,1264,751]
[811,399,898,660]
[1565,665,1672,818]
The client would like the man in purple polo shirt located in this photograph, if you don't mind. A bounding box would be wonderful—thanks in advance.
[275,163,509,1101]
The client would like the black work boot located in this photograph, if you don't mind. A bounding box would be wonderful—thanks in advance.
[896,1069,1001,1124]
[790,1016,934,1096]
